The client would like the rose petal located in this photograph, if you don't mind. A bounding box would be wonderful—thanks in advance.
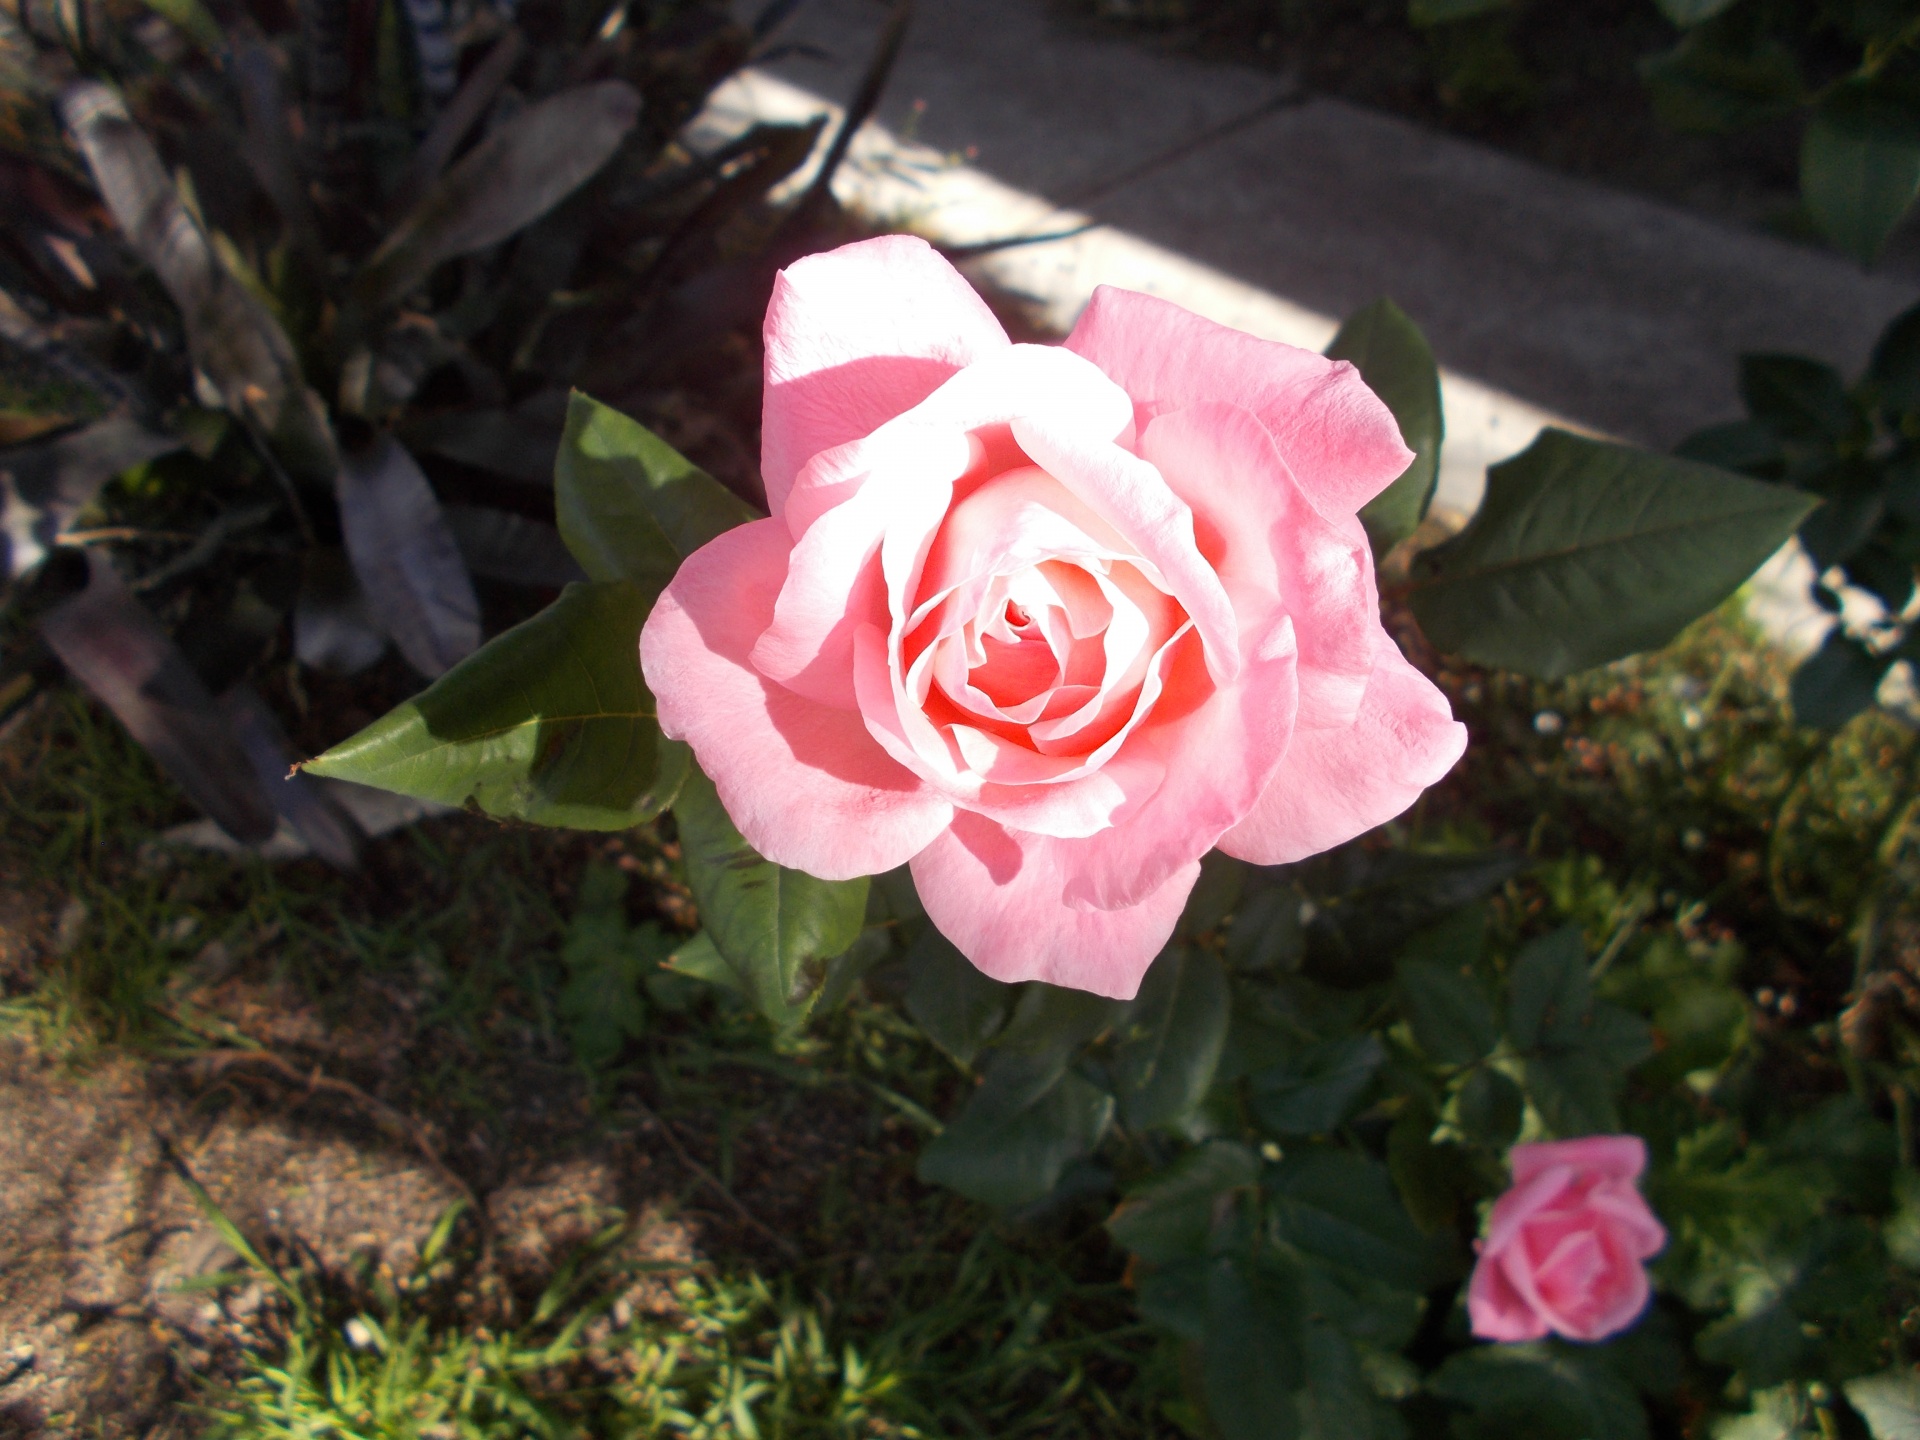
[1467,1245,1552,1343]
[1065,285,1413,521]
[1218,633,1466,865]
[1011,416,1240,685]
[640,518,953,878]
[1141,401,1378,730]
[761,235,1010,517]
[1510,1136,1648,1189]
[855,621,1172,839]
[909,810,1200,998]
[1057,613,1299,910]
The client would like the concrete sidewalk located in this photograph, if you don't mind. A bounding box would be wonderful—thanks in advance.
[738,0,1918,460]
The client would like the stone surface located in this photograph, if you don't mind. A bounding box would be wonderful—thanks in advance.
[746,0,1919,449]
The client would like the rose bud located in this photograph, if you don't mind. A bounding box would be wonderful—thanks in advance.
[1468,1135,1668,1344]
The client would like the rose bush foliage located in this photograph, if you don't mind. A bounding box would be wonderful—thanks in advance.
[308,223,1844,1440]
[639,236,1466,998]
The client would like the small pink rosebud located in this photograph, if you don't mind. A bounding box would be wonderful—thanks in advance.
[1467,1135,1667,1344]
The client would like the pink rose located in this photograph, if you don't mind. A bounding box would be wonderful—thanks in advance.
[1467,1136,1668,1344]
[639,236,1466,998]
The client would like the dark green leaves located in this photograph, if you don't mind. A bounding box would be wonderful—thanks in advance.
[1267,1149,1447,1291]
[1410,429,1816,677]
[1201,1255,1307,1440]
[554,391,758,592]
[1802,79,1920,265]
[1251,1035,1385,1136]
[1790,628,1890,729]
[1326,297,1444,557]
[304,580,686,829]
[1428,1343,1648,1440]
[1739,354,1855,442]
[904,927,1011,1066]
[1107,1141,1259,1264]
[1506,927,1653,1134]
[1111,946,1230,1130]
[672,763,868,1031]
[1397,959,1498,1066]
[918,984,1121,1207]
[1457,1066,1524,1147]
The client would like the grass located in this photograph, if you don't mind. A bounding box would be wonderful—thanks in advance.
[3,591,1917,1439]
[0,688,1180,1438]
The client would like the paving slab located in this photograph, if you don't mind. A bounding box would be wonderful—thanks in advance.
[744,0,1920,454]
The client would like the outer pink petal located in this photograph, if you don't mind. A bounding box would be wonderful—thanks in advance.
[1140,401,1379,731]
[639,518,954,879]
[1557,1253,1651,1342]
[1467,1245,1550,1343]
[1064,286,1412,521]
[761,236,1010,518]
[1218,633,1466,865]
[909,810,1200,999]
[1511,1136,1648,1188]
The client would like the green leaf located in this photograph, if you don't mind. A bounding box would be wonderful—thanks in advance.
[1457,1066,1524,1148]
[1640,33,1803,135]
[904,926,1011,1066]
[558,862,666,1065]
[1267,1149,1446,1291]
[1305,850,1526,985]
[1409,429,1817,678]
[1507,926,1592,1051]
[1428,1343,1649,1440]
[1298,1321,1405,1440]
[1112,947,1230,1131]
[917,982,1122,1207]
[659,929,738,991]
[1387,1104,1475,1233]
[671,763,868,1030]
[304,581,687,829]
[1803,79,1920,265]
[1507,927,1650,1133]
[1790,629,1890,730]
[1108,1140,1260,1264]
[1250,1035,1385,1136]
[1201,1254,1305,1440]
[1226,880,1307,973]
[1739,354,1856,442]
[1870,301,1920,416]
[916,1066,1114,1209]
[1326,298,1443,556]
[1135,1257,1212,1343]
[1654,0,1739,23]
[1674,420,1785,476]
[1848,1370,1920,1439]
[554,391,757,589]
[1398,959,1499,1066]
